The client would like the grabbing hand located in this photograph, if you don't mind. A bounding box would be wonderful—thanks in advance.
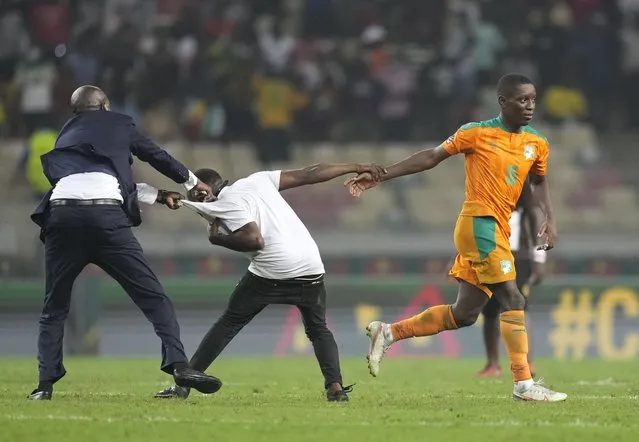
[355,164,387,181]
[537,220,557,251]
[344,172,378,197]
[191,180,217,202]
[156,190,184,210]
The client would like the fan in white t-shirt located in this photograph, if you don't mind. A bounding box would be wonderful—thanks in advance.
[153,162,386,402]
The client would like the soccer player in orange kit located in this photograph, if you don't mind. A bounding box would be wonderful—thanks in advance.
[345,74,567,402]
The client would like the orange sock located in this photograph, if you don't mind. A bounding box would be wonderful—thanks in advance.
[391,305,458,341]
[500,310,532,382]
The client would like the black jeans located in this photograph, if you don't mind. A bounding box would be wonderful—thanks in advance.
[190,271,343,388]
[39,205,187,384]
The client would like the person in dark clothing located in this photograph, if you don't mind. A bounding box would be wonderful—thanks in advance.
[28,85,222,400]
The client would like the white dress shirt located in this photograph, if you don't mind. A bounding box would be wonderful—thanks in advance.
[182,170,325,280]
[50,171,198,204]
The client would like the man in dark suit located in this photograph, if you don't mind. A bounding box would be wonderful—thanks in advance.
[28,85,222,400]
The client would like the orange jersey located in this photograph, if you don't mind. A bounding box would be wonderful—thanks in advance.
[442,116,549,236]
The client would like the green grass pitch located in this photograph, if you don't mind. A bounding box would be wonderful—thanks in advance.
[1,357,638,442]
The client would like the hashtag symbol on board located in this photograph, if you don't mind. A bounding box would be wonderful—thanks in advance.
[549,290,593,359]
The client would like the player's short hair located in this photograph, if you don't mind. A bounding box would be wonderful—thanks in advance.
[194,168,226,194]
[496,74,533,98]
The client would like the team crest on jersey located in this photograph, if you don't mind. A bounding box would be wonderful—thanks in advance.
[523,144,535,160]
[500,260,513,274]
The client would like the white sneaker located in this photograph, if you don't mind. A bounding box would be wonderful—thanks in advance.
[366,321,394,377]
[513,378,568,402]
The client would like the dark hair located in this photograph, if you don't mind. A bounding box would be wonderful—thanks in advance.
[496,74,533,98]
[194,168,227,195]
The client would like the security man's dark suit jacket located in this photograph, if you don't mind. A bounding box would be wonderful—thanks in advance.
[31,111,189,240]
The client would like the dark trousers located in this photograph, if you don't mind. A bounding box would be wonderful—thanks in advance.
[39,205,187,384]
[189,271,343,389]
[482,257,532,317]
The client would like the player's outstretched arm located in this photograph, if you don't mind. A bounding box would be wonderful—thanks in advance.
[278,163,386,191]
[380,145,451,182]
[345,145,451,197]
[530,173,557,250]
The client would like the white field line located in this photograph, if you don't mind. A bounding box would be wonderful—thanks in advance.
[2,414,638,428]
[572,378,627,387]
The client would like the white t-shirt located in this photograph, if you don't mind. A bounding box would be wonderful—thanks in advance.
[187,171,325,280]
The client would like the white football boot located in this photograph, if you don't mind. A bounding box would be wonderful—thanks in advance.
[365,321,394,377]
[513,378,568,402]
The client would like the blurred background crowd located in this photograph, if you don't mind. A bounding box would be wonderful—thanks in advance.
[0,0,634,143]
[1,0,639,277]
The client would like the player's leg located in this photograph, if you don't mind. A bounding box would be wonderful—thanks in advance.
[31,207,89,399]
[366,215,489,377]
[515,258,535,376]
[485,280,528,380]
[366,279,488,377]
[468,216,565,401]
[477,296,502,377]
[488,280,565,401]
[391,280,487,336]
[296,280,348,401]
[155,271,266,399]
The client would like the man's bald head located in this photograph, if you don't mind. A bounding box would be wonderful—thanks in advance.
[70,85,110,114]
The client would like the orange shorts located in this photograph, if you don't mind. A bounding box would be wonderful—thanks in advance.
[449,215,516,296]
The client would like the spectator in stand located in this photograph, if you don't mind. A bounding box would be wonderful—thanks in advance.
[542,68,589,125]
[377,50,417,142]
[14,46,57,136]
[251,69,308,167]
[257,17,295,73]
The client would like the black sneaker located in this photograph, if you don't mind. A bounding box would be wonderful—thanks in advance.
[326,384,354,402]
[154,385,190,399]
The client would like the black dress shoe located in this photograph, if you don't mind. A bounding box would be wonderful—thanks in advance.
[173,367,222,394]
[27,389,52,400]
[154,385,190,399]
[326,384,354,402]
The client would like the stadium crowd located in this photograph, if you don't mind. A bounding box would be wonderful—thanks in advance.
[0,0,635,161]
[2,0,639,277]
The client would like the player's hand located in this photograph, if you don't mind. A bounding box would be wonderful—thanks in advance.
[527,262,545,286]
[192,180,217,202]
[156,190,184,210]
[344,172,378,197]
[537,219,557,251]
[355,164,387,181]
